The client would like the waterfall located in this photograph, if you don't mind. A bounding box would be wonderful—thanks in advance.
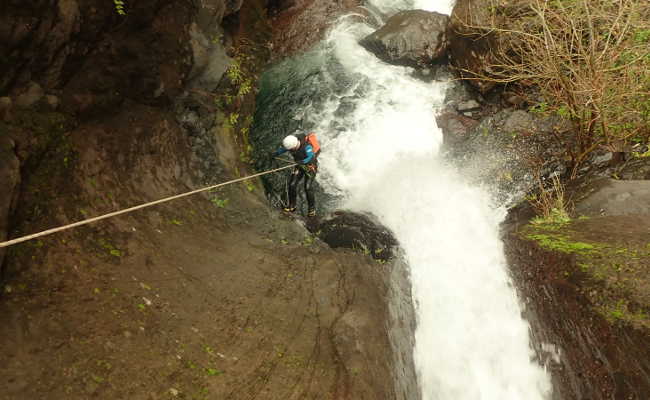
[252,1,553,398]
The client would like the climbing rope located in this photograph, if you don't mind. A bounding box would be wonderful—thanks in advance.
[0,164,296,249]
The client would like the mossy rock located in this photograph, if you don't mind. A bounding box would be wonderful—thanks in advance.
[521,215,650,329]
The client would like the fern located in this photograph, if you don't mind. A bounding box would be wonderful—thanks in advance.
[113,0,126,15]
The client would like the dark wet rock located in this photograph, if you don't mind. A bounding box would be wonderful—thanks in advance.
[443,75,477,106]
[0,97,11,120]
[617,158,650,180]
[0,0,243,115]
[456,99,480,112]
[435,110,479,147]
[187,22,233,91]
[268,0,297,15]
[195,0,243,28]
[14,82,44,108]
[186,0,245,92]
[575,179,650,217]
[0,1,82,92]
[360,10,449,68]
[448,0,497,94]
[501,109,535,132]
[311,211,398,261]
[386,258,420,400]
[503,91,526,108]
[44,95,60,111]
[269,0,364,60]
[0,136,20,272]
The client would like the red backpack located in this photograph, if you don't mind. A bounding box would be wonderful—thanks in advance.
[305,132,321,156]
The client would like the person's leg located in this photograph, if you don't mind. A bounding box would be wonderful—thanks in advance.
[286,167,304,211]
[304,171,316,216]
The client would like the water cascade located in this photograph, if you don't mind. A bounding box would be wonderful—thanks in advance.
[252,1,553,398]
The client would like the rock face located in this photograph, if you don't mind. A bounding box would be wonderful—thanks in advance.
[0,0,243,116]
[14,82,44,108]
[360,10,449,68]
[447,0,498,93]
[268,0,364,60]
[575,179,650,217]
[441,106,569,204]
[504,215,650,400]
[615,157,650,180]
[0,136,20,273]
[187,23,233,92]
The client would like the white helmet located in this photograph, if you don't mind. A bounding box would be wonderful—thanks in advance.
[282,135,299,150]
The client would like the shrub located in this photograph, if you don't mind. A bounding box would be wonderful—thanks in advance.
[455,0,650,174]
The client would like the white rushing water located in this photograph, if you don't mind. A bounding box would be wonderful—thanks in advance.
[301,0,553,398]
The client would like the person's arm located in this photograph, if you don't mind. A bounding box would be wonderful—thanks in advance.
[272,146,288,157]
[298,144,315,164]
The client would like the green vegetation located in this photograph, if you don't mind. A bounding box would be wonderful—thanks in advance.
[527,175,571,225]
[525,232,598,254]
[210,196,229,208]
[601,299,649,326]
[458,0,650,173]
[208,37,266,167]
[205,367,222,376]
[522,219,650,328]
[98,238,123,257]
[113,0,126,15]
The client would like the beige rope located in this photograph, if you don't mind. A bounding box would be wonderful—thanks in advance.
[0,164,296,248]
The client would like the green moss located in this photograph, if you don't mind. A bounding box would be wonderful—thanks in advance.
[521,219,650,329]
[525,233,599,254]
[599,299,649,326]
[530,208,571,226]
[97,238,123,258]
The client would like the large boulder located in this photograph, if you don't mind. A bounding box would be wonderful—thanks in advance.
[448,0,538,94]
[311,211,398,261]
[360,10,449,68]
[575,179,650,217]
[447,0,497,93]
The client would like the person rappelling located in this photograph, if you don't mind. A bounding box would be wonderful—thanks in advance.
[272,132,321,217]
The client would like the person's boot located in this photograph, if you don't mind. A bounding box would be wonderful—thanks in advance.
[283,206,296,213]
[307,208,316,217]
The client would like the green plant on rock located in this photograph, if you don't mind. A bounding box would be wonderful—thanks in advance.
[98,238,122,257]
[526,233,597,254]
[205,367,222,376]
[227,112,239,127]
[601,299,648,325]
[113,0,126,15]
[528,174,571,225]
[210,196,229,208]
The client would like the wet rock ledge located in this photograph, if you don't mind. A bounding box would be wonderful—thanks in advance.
[503,204,650,399]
